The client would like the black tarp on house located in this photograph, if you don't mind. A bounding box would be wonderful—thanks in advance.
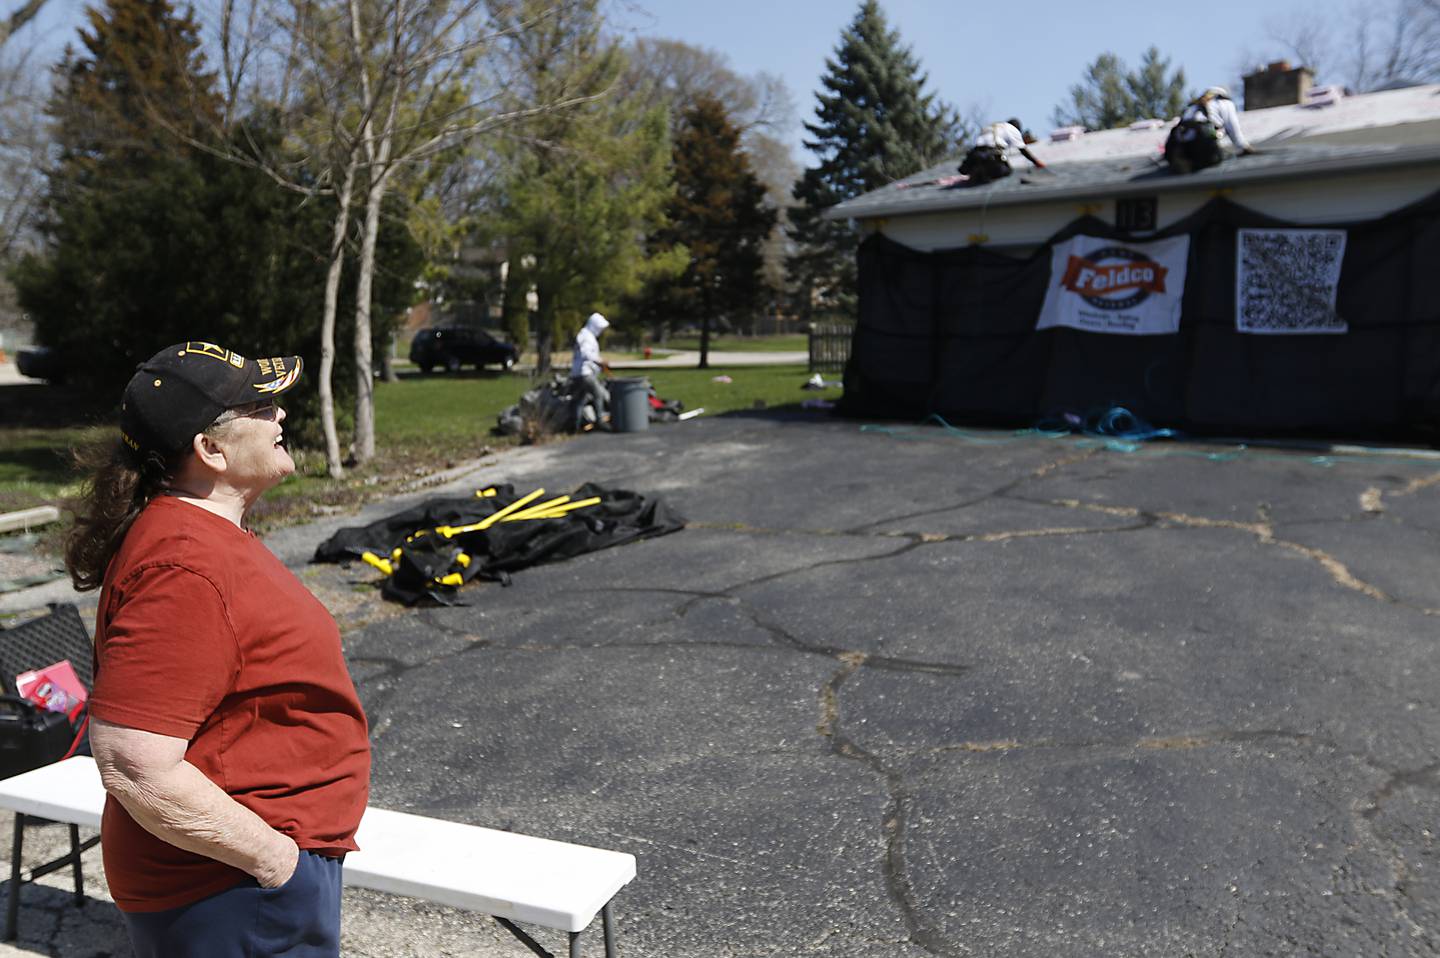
[841,189,1440,436]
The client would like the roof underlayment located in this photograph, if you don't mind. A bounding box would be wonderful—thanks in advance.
[828,85,1440,223]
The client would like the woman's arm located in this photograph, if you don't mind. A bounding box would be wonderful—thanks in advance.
[89,717,299,888]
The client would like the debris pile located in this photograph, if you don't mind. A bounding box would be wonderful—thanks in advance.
[496,375,686,440]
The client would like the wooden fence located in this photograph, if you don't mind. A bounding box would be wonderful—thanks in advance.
[807,324,852,375]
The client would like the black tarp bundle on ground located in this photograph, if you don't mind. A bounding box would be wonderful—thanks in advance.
[841,189,1440,437]
[313,483,685,605]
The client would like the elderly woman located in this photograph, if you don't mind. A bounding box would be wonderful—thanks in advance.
[65,342,370,958]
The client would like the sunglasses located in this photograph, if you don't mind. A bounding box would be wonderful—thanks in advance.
[212,401,280,426]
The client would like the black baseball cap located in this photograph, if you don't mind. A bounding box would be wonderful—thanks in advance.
[119,342,302,455]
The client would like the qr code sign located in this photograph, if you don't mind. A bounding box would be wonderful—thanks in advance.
[1236,228,1348,334]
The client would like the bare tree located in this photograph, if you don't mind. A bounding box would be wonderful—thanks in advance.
[0,13,50,340]
[151,0,598,474]
[1247,0,1440,92]
[1348,0,1440,87]
[0,55,44,257]
[0,0,47,49]
[333,0,603,463]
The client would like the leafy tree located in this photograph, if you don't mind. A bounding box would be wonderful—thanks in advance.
[486,0,681,375]
[1052,46,1189,130]
[634,95,776,368]
[788,0,959,322]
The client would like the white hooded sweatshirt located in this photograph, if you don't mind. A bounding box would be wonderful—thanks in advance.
[571,312,610,378]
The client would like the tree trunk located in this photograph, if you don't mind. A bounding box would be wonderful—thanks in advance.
[318,155,357,479]
[346,0,400,466]
[698,288,712,370]
[351,173,386,464]
[381,349,398,383]
[534,283,557,378]
[500,255,530,354]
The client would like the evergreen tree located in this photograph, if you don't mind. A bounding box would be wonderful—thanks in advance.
[787,0,959,322]
[1051,52,1129,130]
[637,95,776,368]
[50,0,219,178]
[1053,47,1190,130]
[1125,47,1189,122]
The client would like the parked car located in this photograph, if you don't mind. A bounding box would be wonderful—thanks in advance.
[15,346,64,384]
[408,326,519,374]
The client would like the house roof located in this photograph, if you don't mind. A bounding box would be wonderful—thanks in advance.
[826,84,1440,222]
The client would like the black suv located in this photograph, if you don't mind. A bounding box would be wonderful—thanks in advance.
[409,326,519,373]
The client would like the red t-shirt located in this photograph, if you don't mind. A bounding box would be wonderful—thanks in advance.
[90,495,371,912]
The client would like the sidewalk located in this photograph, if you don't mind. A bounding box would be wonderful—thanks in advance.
[610,350,809,368]
[523,350,809,370]
[0,362,39,387]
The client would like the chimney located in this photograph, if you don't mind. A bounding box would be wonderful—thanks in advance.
[1242,60,1315,110]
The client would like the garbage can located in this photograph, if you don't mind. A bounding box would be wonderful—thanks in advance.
[610,377,651,433]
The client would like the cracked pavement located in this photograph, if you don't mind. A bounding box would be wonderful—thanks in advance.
[5,412,1440,956]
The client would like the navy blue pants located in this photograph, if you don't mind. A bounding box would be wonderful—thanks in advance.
[123,851,343,958]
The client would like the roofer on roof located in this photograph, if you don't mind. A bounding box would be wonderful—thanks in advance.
[959,118,1046,185]
[1164,86,1256,174]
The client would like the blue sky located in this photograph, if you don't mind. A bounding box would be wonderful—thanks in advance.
[615,0,1339,155]
[23,0,1338,160]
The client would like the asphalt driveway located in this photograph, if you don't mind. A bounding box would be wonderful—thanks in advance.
[6,412,1440,956]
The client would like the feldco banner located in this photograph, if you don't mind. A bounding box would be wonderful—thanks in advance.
[1036,234,1191,335]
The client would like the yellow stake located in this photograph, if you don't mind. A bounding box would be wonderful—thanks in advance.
[502,497,603,522]
[473,488,546,530]
[532,496,602,516]
[361,551,393,576]
[502,495,572,521]
[427,488,547,538]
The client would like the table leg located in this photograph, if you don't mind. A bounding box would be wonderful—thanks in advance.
[68,824,82,904]
[6,814,24,941]
[602,901,617,958]
[569,929,581,958]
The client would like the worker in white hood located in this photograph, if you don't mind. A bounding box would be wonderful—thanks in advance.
[1165,86,1254,174]
[570,312,611,429]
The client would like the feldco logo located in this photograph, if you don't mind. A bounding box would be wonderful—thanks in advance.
[1059,246,1169,310]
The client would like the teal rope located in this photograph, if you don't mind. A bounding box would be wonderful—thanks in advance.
[861,414,1439,469]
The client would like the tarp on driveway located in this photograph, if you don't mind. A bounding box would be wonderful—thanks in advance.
[313,482,685,604]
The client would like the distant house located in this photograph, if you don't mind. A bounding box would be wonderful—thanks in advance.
[827,81,1440,437]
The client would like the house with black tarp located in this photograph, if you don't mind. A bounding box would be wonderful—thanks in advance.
[827,80,1440,437]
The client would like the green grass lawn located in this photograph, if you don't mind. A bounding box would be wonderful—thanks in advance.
[369,363,814,442]
[0,426,103,514]
[0,364,826,536]
[641,363,815,412]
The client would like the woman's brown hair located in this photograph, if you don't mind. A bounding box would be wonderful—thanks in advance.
[64,439,185,591]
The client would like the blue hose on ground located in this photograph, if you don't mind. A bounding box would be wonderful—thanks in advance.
[858,412,1438,469]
